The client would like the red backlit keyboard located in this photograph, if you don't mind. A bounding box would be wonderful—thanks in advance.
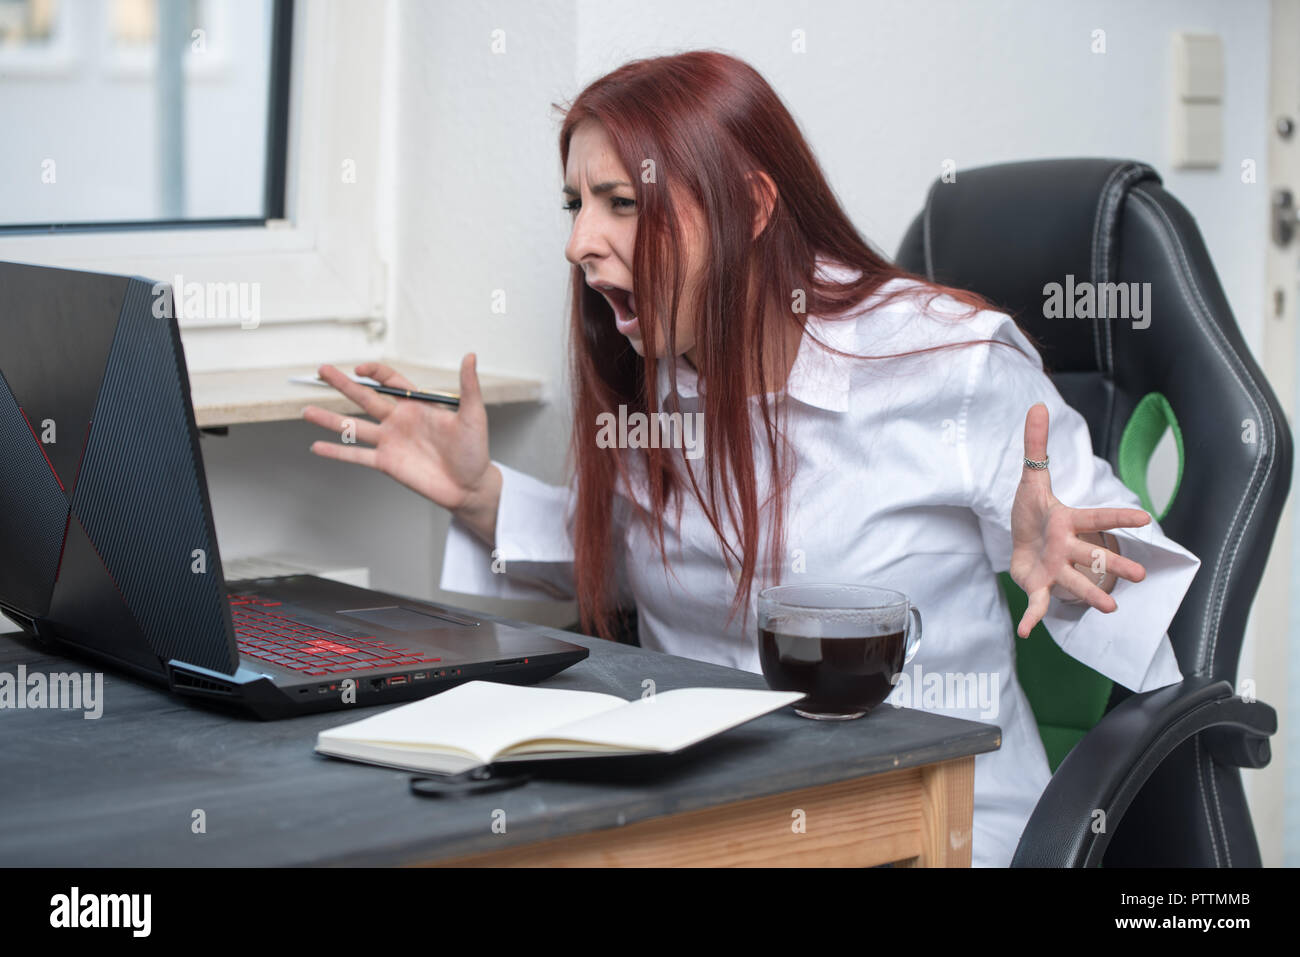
[229,596,441,676]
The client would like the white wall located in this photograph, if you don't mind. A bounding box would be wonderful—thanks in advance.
[204,0,583,632]
[197,0,1285,857]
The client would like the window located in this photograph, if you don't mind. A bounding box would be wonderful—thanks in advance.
[0,0,292,229]
[0,0,57,43]
[0,0,387,369]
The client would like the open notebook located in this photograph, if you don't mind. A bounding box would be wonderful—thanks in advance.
[315,679,805,775]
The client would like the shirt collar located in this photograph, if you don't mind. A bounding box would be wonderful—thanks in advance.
[655,310,856,413]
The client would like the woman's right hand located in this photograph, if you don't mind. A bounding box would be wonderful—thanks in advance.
[302,353,502,543]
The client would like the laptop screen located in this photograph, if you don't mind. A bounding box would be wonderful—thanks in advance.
[0,261,238,676]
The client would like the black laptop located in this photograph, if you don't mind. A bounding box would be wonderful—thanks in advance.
[0,260,588,718]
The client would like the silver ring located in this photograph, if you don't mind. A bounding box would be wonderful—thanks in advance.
[1023,455,1049,470]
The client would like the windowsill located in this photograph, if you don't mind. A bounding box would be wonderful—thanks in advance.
[190,358,545,427]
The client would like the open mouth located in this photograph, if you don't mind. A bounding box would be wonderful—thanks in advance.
[590,281,640,333]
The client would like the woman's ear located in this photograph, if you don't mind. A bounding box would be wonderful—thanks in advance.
[746,170,778,240]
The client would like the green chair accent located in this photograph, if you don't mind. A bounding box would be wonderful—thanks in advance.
[1117,391,1185,522]
[1008,392,1183,772]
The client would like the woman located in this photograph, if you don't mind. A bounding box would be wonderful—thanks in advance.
[302,51,1200,867]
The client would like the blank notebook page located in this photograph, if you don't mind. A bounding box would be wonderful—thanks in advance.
[319,680,627,761]
[512,687,801,754]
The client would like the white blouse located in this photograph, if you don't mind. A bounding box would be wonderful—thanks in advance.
[439,265,1201,868]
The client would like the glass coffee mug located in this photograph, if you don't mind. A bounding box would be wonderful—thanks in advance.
[757,583,922,720]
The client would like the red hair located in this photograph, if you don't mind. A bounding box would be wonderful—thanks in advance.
[555,50,1033,641]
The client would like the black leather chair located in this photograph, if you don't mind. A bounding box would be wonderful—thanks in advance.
[895,158,1292,866]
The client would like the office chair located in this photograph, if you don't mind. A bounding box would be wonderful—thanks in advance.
[895,157,1292,866]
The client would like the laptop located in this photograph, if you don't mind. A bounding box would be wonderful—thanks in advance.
[0,260,588,719]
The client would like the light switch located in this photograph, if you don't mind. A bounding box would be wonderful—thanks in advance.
[1171,101,1222,168]
[1171,32,1224,169]
[1173,33,1224,100]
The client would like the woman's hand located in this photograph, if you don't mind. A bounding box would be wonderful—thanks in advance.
[302,353,502,543]
[1008,402,1150,638]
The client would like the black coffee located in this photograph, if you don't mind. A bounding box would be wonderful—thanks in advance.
[758,628,905,715]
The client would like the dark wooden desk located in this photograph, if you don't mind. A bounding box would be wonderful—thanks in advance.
[0,605,1001,867]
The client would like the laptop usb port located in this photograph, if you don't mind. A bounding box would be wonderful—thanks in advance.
[413,672,429,680]
[387,675,409,687]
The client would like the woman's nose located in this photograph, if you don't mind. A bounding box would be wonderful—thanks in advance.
[564,208,607,265]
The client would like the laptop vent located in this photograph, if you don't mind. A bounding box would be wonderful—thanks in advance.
[171,669,236,697]
[70,279,237,675]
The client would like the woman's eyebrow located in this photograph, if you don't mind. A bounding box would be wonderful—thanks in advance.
[562,180,632,197]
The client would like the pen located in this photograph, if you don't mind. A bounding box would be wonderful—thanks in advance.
[367,383,460,408]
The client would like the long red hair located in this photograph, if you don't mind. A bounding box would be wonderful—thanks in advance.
[556,50,1032,641]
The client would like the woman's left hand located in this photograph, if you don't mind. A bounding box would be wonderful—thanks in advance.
[1009,403,1151,638]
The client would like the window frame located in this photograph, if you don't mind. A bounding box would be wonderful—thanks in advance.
[0,0,389,361]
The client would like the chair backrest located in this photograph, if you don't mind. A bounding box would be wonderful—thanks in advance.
[894,158,1291,697]
[895,159,1293,865]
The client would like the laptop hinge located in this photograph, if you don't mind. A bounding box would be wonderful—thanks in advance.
[0,602,42,639]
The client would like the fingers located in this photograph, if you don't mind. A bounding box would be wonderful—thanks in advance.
[460,352,482,403]
[354,361,418,391]
[458,352,485,414]
[1067,537,1146,583]
[301,403,382,446]
[308,438,380,469]
[1018,552,1128,636]
[1017,585,1051,638]
[1022,402,1049,465]
[1019,403,1052,492]
[316,363,397,421]
[1071,506,1151,534]
[1056,563,1118,613]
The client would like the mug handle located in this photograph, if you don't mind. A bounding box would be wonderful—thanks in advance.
[902,604,922,664]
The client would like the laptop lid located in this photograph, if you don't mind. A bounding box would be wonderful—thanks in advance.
[0,261,239,676]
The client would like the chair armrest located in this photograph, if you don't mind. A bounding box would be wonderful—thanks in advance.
[1011,675,1277,867]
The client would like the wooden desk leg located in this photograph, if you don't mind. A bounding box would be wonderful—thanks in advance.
[897,755,974,867]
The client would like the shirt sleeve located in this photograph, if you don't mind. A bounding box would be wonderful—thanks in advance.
[438,462,579,601]
[438,461,635,607]
[960,313,1200,693]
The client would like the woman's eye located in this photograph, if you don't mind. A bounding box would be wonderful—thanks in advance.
[561,197,636,213]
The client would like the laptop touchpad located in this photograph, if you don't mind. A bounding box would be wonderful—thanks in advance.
[336,605,477,631]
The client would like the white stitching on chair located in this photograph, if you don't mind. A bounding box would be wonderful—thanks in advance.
[1212,757,1232,867]
[1194,738,1224,866]
[1131,186,1272,869]
[1099,164,1151,376]
[1089,165,1126,373]
[1130,188,1271,669]
[1096,167,1121,374]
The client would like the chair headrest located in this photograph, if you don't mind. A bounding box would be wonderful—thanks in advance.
[910,158,1161,373]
